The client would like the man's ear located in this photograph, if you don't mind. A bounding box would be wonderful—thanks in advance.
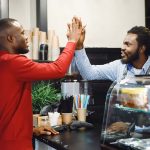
[139,45,146,54]
[7,35,14,43]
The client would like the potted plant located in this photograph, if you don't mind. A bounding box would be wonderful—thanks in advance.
[32,81,61,114]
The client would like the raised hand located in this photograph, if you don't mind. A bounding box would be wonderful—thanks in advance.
[67,16,83,43]
[72,17,86,50]
[76,26,85,50]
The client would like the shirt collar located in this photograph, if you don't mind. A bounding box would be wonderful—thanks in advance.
[127,63,132,71]
[142,56,150,74]
[127,56,150,74]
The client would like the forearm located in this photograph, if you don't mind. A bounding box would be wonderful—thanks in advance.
[75,49,100,80]
[11,42,76,81]
[75,49,118,81]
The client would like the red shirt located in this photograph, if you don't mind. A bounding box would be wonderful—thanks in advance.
[0,42,76,150]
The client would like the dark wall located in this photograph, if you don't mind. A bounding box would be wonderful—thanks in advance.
[145,0,150,28]
[85,47,120,65]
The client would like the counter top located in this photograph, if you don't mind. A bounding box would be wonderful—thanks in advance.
[34,125,101,150]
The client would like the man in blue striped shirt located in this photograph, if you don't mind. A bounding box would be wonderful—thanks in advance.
[74,25,150,83]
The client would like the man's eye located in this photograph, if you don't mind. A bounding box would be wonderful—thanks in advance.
[126,43,130,46]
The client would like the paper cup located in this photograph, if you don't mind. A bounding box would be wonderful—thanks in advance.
[77,108,86,122]
[62,113,72,125]
[48,112,60,126]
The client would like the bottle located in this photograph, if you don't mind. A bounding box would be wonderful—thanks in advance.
[39,44,48,60]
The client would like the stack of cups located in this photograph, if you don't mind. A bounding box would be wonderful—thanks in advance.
[77,108,87,122]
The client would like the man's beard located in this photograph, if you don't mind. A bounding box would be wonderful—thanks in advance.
[121,49,140,64]
[17,48,29,54]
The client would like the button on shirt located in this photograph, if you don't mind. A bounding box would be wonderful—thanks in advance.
[74,49,150,83]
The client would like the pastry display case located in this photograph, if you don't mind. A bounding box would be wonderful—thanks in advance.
[101,76,150,150]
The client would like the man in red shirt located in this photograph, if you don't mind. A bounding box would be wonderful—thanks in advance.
[0,17,82,150]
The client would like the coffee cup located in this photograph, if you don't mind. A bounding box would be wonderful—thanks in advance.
[62,113,72,125]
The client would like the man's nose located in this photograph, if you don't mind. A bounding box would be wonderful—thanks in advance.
[25,36,28,42]
[121,45,126,51]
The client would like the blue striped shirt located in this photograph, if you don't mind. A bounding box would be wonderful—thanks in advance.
[74,49,150,83]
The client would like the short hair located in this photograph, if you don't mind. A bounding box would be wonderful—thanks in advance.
[0,18,17,33]
[128,26,150,55]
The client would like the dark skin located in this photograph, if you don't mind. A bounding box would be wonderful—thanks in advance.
[121,33,148,69]
[0,21,29,54]
[33,126,59,136]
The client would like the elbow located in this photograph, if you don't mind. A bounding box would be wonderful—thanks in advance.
[81,73,96,81]
[81,73,92,80]
[57,68,67,78]
[59,72,66,78]
[51,62,68,78]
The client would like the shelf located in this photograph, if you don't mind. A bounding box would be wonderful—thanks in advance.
[33,60,53,63]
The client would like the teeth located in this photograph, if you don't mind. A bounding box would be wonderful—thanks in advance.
[121,52,125,57]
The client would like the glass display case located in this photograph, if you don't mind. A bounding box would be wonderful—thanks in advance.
[101,76,150,150]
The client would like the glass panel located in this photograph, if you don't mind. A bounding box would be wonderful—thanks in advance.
[101,76,150,149]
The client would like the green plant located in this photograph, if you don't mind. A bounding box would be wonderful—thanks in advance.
[32,81,60,113]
